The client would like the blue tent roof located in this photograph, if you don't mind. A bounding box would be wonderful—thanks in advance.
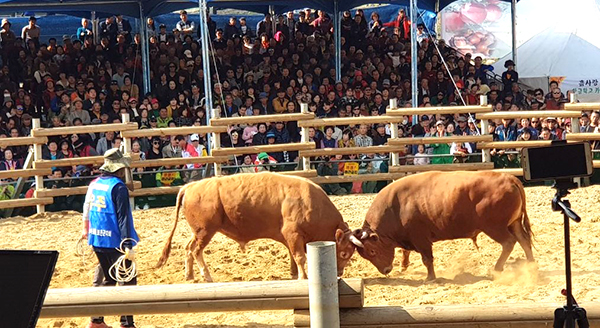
[0,0,517,19]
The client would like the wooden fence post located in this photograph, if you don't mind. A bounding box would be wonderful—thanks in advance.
[479,95,491,163]
[389,99,400,167]
[569,94,581,133]
[569,94,584,187]
[300,103,311,171]
[121,114,135,208]
[211,108,222,176]
[32,118,45,214]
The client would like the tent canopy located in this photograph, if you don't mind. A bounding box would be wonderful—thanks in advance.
[0,0,517,19]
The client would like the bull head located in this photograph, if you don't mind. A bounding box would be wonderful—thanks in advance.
[350,228,378,247]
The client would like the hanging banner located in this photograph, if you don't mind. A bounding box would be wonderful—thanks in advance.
[556,77,600,102]
[440,0,512,60]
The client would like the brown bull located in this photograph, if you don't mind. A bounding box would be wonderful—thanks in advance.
[352,171,535,281]
[156,172,360,281]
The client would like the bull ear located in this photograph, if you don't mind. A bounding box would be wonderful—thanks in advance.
[335,229,344,244]
[369,232,380,243]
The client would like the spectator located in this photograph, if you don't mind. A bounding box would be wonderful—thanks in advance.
[413,144,429,165]
[501,60,518,91]
[115,14,132,43]
[96,131,116,155]
[431,120,452,164]
[354,124,373,148]
[0,149,21,170]
[254,151,277,172]
[162,135,182,158]
[176,10,195,37]
[22,16,41,48]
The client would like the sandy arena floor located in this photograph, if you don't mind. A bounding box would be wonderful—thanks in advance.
[2,186,600,328]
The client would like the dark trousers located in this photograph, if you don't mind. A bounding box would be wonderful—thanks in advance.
[92,249,137,327]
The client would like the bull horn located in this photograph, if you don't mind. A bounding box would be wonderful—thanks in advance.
[349,235,364,248]
[360,231,369,240]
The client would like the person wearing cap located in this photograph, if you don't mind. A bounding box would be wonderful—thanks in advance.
[176,10,195,37]
[67,98,91,125]
[430,120,453,164]
[272,89,289,114]
[82,148,138,328]
[254,151,277,172]
[454,116,470,136]
[22,16,40,48]
[501,59,518,91]
[0,18,15,60]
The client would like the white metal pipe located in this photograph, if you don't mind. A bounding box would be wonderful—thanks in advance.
[138,3,151,95]
[410,0,419,125]
[334,0,341,82]
[307,241,340,328]
[511,0,517,66]
[198,0,213,155]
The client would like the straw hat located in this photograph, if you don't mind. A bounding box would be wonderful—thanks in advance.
[99,148,131,173]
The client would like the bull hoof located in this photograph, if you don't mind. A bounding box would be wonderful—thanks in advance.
[291,274,298,280]
[401,265,409,272]
[424,275,437,283]
[185,275,194,281]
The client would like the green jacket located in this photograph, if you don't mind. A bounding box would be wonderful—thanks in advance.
[431,132,453,164]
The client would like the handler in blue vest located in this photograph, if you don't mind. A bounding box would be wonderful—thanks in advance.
[82,148,139,328]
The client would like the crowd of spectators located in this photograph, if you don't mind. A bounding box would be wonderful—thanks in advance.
[0,7,588,209]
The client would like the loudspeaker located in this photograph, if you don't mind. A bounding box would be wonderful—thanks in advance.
[0,250,59,328]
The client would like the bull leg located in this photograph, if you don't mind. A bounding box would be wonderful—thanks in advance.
[494,237,516,272]
[284,233,308,279]
[401,249,410,272]
[509,221,535,263]
[191,228,217,283]
[416,244,436,281]
[185,237,197,281]
[289,249,299,279]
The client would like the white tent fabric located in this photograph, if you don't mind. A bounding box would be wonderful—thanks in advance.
[493,0,600,101]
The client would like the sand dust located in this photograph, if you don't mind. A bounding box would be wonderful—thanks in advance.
[2,186,600,327]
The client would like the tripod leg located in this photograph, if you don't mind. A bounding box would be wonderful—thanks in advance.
[554,308,566,328]
[575,307,589,328]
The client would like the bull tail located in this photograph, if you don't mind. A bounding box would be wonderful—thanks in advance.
[518,180,535,247]
[155,184,188,268]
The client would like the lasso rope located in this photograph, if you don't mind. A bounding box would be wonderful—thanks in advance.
[76,237,94,258]
[109,238,138,283]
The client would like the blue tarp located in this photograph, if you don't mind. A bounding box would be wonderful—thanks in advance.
[9,4,436,44]
[0,0,518,19]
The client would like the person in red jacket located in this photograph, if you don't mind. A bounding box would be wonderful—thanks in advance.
[384,9,411,40]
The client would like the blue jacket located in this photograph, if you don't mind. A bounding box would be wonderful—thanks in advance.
[495,124,517,142]
[88,176,138,249]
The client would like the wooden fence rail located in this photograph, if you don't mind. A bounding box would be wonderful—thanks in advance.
[3,97,599,213]
[40,278,363,318]
[294,302,600,328]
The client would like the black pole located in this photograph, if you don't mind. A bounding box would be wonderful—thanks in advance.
[563,209,574,328]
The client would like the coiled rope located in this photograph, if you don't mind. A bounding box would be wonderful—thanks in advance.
[108,238,138,283]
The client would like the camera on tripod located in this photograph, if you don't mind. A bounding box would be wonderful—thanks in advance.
[520,140,593,328]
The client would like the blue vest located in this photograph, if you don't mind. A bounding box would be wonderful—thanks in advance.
[88,176,139,249]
